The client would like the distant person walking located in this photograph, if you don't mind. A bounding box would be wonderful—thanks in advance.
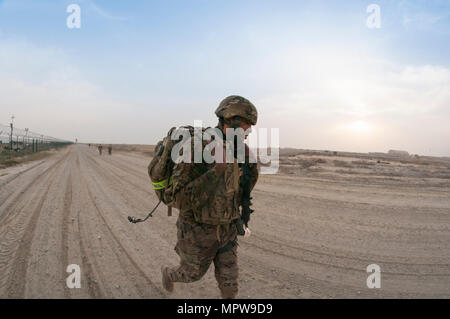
[98,145,103,155]
[108,145,112,155]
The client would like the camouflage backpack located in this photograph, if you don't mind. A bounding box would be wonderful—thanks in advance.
[146,126,210,217]
[147,126,179,214]
[128,124,255,231]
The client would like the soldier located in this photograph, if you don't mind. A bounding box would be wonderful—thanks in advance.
[108,145,112,155]
[98,144,103,155]
[161,96,259,299]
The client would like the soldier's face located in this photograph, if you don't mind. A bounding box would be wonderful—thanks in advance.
[224,120,252,139]
[239,120,251,132]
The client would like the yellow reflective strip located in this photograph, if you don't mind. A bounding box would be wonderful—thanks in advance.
[152,179,167,189]
[152,177,173,190]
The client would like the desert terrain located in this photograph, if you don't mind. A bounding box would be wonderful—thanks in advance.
[0,144,449,298]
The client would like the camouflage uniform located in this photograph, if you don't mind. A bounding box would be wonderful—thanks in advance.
[163,96,258,298]
[169,213,240,297]
[166,147,258,298]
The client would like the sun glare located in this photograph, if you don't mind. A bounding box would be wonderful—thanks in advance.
[345,120,373,134]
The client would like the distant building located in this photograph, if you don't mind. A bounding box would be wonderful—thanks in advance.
[388,150,409,157]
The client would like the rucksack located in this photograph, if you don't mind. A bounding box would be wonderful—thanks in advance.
[129,126,210,222]
[147,126,178,215]
[128,125,255,230]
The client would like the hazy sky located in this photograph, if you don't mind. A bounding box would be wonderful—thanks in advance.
[0,0,449,156]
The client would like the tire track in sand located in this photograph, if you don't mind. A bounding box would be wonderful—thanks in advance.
[83,177,165,297]
[0,160,46,188]
[243,238,450,277]
[0,149,71,223]
[85,152,152,196]
[61,171,72,299]
[250,233,450,269]
[6,166,60,298]
[78,153,165,297]
[0,150,70,297]
[74,154,104,298]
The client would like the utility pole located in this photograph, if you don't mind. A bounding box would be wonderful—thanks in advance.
[10,115,14,150]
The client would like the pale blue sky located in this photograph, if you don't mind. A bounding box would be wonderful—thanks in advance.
[1,0,449,155]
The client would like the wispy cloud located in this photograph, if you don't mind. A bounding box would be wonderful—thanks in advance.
[89,1,130,21]
[253,47,450,117]
[402,11,450,29]
[399,0,450,31]
[0,39,141,143]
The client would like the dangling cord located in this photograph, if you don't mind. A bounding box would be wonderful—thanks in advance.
[128,199,162,224]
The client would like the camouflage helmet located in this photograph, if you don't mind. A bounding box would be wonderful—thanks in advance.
[215,95,258,125]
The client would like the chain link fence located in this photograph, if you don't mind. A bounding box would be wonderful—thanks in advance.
[0,123,73,161]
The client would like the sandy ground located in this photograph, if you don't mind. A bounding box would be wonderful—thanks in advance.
[0,144,449,299]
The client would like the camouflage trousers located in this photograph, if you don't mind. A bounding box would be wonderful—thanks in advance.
[166,213,239,298]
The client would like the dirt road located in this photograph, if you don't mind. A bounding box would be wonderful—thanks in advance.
[0,145,449,298]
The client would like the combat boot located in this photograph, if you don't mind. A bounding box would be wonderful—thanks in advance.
[161,266,174,293]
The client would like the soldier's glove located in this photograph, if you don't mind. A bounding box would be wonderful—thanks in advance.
[237,218,252,237]
[244,226,251,238]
